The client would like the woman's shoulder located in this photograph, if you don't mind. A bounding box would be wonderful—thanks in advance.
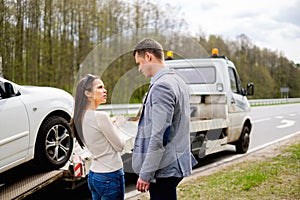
[95,110,110,120]
[85,110,109,119]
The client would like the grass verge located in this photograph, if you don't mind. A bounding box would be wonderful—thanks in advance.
[177,142,300,200]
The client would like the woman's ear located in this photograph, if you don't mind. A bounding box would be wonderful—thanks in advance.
[84,90,91,98]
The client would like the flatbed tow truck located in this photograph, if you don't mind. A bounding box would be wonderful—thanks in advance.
[0,129,135,199]
[1,170,63,199]
[0,143,88,199]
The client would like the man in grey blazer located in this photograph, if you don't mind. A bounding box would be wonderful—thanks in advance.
[132,38,197,200]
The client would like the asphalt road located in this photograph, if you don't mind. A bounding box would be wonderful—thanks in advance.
[249,103,300,149]
[15,103,300,199]
[126,103,300,199]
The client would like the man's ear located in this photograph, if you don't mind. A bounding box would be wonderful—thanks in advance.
[145,52,151,62]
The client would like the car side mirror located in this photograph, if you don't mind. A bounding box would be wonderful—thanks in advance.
[246,83,254,96]
[4,82,16,98]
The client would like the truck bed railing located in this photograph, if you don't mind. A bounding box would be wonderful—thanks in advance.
[98,98,300,115]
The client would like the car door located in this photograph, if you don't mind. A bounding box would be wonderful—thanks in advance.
[0,81,29,172]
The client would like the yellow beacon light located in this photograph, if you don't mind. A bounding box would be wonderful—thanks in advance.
[166,51,173,60]
[212,48,219,57]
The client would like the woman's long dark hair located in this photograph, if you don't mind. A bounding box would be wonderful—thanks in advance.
[71,74,98,148]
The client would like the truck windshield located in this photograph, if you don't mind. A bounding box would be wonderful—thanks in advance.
[173,67,216,84]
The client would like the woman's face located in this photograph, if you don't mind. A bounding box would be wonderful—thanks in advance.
[86,78,107,106]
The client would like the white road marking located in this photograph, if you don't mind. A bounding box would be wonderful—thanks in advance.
[252,118,271,123]
[276,119,296,128]
[275,116,283,119]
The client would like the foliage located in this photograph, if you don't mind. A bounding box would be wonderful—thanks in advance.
[0,0,299,101]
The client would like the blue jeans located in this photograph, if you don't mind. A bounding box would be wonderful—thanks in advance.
[88,169,125,200]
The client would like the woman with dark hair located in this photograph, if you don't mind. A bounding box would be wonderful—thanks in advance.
[71,74,125,200]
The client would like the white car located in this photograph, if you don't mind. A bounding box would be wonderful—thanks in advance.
[0,77,74,173]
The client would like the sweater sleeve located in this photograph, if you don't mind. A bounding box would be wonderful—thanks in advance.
[96,112,125,152]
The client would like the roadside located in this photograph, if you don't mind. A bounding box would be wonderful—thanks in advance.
[126,132,300,200]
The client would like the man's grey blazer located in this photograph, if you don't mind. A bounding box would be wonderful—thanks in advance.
[132,68,197,182]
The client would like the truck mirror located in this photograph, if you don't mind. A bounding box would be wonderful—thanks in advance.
[246,83,254,96]
[241,88,247,96]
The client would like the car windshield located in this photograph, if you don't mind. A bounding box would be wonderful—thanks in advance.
[173,66,216,84]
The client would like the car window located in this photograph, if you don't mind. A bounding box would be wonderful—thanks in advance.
[0,81,5,99]
[0,81,21,99]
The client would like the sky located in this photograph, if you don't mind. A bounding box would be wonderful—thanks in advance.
[155,0,300,64]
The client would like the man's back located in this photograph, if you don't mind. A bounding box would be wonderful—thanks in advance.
[132,68,194,182]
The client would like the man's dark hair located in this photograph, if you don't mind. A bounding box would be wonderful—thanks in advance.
[133,38,164,60]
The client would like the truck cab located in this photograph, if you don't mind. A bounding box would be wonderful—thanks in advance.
[165,50,254,158]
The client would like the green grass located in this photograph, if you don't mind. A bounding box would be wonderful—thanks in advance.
[177,142,300,200]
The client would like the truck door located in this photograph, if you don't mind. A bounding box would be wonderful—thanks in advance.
[227,67,247,135]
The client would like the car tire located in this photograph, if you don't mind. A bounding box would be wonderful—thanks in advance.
[235,125,250,154]
[34,116,73,171]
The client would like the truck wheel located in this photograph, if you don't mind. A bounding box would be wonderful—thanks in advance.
[34,116,73,171]
[235,126,250,154]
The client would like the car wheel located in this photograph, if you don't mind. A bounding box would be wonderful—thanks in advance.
[34,116,73,171]
[235,126,250,154]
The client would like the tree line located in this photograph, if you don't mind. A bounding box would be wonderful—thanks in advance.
[197,34,300,99]
[0,0,299,102]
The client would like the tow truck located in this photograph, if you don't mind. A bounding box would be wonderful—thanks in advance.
[111,48,254,172]
[120,48,254,168]
[166,48,254,158]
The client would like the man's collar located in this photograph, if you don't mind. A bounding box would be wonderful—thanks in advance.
[150,67,169,85]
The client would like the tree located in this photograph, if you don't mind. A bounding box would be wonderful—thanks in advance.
[0,0,299,100]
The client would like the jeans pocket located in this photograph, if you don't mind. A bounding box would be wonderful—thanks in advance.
[92,175,110,196]
[93,174,121,199]
[104,179,120,197]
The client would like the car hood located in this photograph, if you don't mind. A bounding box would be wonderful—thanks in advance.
[18,85,74,114]
[20,85,72,99]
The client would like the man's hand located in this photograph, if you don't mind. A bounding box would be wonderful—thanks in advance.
[136,177,150,193]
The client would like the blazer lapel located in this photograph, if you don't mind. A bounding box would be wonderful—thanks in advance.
[138,84,153,123]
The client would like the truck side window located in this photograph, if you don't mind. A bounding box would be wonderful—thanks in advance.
[228,68,242,94]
